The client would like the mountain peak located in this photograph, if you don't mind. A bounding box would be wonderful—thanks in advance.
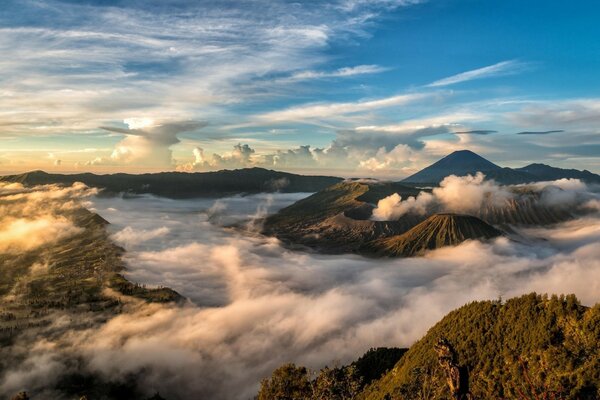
[402,150,500,184]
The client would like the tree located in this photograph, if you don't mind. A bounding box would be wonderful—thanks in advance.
[258,363,312,400]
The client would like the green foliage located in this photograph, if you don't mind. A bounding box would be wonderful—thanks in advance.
[352,348,408,386]
[257,363,313,400]
[361,293,600,400]
[258,348,408,400]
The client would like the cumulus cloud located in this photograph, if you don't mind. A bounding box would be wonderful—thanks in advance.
[372,172,512,220]
[178,143,257,171]
[91,120,207,168]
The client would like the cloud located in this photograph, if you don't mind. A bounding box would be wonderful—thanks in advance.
[516,130,564,135]
[371,173,593,221]
[285,64,388,81]
[0,181,97,253]
[178,143,257,171]
[0,0,421,140]
[91,120,206,168]
[1,189,600,399]
[254,93,431,123]
[426,60,529,87]
[0,216,82,253]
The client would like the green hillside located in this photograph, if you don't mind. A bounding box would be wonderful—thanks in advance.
[362,293,599,400]
[259,294,600,400]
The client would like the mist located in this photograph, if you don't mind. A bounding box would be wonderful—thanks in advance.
[1,185,600,399]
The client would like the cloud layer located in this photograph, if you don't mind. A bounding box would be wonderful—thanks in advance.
[2,186,599,399]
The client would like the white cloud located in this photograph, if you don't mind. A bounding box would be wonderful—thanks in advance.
[255,93,431,123]
[286,64,388,81]
[426,60,529,87]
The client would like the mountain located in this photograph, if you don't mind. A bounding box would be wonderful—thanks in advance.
[402,150,600,185]
[516,163,600,183]
[260,293,600,400]
[364,213,502,257]
[0,168,343,198]
[263,180,424,253]
[402,150,505,184]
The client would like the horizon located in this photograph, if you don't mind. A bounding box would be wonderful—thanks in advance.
[2,0,600,176]
[2,148,594,179]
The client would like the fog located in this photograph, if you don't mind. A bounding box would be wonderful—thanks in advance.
[1,185,600,399]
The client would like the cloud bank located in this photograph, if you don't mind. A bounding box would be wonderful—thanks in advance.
[1,185,599,399]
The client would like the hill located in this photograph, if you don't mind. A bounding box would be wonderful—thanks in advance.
[0,203,181,347]
[364,214,502,257]
[0,168,343,198]
[516,163,600,183]
[402,150,600,185]
[260,294,600,400]
[263,180,424,253]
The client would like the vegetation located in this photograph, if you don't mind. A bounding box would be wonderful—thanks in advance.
[257,348,407,400]
[259,294,600,400]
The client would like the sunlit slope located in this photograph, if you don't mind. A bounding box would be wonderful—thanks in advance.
[361,293,600,400]
[364,213,502,256]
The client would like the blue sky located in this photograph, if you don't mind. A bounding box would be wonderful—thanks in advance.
[1,0,599,177]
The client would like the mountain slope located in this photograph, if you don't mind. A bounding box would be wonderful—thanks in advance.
[0,168,343,198]
[360,293,600,400]
[263,181,424,253]
[364,213,502,257]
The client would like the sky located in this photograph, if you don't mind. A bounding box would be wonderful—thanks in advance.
[1,0,600,177]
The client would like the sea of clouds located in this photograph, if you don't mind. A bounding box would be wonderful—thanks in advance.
[1,181,600,399]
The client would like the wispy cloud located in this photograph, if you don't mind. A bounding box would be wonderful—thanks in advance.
[255,93,431,123]
[426,60,529,87]
[286,64,389,81]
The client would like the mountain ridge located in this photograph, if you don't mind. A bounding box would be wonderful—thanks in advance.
[0,168,343,198]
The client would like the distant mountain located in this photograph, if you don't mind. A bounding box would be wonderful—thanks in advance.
[402,150,600,185]
[0,168,343,198]
[402,150,504,184]
[364,213,502,257]
[263,293,600,400]
[515,163,600,183]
